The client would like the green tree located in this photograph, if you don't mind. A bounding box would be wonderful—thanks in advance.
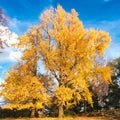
[104,58,120,109]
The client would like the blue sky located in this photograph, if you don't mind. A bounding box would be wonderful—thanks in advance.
[0,0,120,82]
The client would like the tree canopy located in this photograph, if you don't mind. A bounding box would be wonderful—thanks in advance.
[0,6,112,118]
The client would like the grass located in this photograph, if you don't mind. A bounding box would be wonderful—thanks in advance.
[0,117,116,120]
[0,109,120,120]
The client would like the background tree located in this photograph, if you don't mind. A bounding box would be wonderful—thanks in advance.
[40,74,55,96]
[103,57,120,109]
[90,56,110,111]
[0,63,50,117]
[0,28,51,117]
[19,6,111,117]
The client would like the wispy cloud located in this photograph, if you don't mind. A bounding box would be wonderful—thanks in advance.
[106,42,120,59]
[0,66,3,69]
[9,18,38,35]
[0,77,3,83]
[0,25,22,62]
[0,48,22,62]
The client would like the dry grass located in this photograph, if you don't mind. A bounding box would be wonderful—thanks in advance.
[0,117,115,120]
[1,110,120,120]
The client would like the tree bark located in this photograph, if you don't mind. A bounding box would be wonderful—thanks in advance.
[58,104,64,118]
[84,101,87,113]
[30,108,36,118]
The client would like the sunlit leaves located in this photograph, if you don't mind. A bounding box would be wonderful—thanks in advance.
[0,64,50,110]
[0,5,112,117]
[36,5,111,108]
[55,86,73,106]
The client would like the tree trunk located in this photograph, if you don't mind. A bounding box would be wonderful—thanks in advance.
[84,101,87,113]
[58,104,64,118]
[30,108,36,118]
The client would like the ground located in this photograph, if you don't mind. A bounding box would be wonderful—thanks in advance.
[0,116,119,120]
[0,117,118,120]
[0,109,120,120]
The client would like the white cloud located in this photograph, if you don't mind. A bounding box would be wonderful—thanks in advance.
[106,42,120,60]
[0,77,4,85]
[0,48,22,62]
[0,25,22,62]
[9,50,22,62]
[0,96,5,106]
[0,25,18,45]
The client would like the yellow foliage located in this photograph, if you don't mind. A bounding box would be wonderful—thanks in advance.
[55,86,73,106]
[0,5,112,114]
[36,5,111,107]
[1,63,50,110]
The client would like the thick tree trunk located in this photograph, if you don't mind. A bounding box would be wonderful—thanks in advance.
[30,108,36,118]
[58,104,64,118]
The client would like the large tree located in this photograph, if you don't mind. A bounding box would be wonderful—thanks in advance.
[1,6,112,118]
[18,6,111,117]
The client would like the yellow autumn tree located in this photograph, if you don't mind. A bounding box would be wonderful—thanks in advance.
[1,5,112,118]
[37,6,111,117]
[16,6,112,117]
[0,27,51,117]
[0,63,50,117]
